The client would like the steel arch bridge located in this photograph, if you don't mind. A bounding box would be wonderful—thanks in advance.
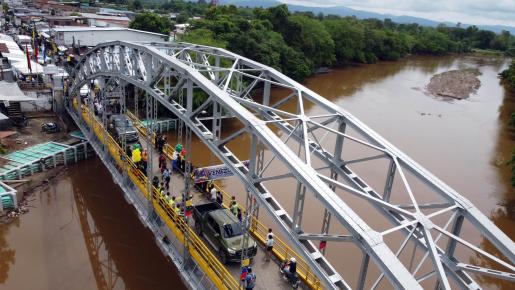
[67,41,515,290]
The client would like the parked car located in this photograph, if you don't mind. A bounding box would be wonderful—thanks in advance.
[193,202,258,264]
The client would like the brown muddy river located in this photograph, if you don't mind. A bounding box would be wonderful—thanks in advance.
[1,55,513,290]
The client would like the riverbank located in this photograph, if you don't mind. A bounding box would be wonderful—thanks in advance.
[0,167,65,223]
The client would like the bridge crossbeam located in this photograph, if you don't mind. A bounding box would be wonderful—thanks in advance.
[67,41,515,290]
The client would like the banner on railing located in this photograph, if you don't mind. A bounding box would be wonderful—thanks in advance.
[193,160,249,183]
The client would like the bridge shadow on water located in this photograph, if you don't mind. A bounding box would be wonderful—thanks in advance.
[68,157,186,290]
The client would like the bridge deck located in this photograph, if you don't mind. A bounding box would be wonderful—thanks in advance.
[135,117,301,290]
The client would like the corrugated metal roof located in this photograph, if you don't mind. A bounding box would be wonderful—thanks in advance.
[42,26,167,37]
[45,26,126,32]
[79,13,130,21]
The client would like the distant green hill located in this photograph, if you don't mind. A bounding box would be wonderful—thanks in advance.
[219,0,515,34]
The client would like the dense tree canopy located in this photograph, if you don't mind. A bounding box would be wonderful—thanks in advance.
[501,61,515,89]
[500,61,515,187]
[129,12,172,36]
[172,3,515,81]
[128,0,142,11]
[122,1,515,81]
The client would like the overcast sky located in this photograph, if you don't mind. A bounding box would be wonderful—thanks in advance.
[279,0,515,27]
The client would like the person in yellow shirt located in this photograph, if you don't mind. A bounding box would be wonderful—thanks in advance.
[173,203,180,214]
[168,195,176,207]
[132,147,141,164]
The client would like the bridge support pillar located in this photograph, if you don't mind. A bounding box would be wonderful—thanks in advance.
[145,92,157,215]
[357,252,370,290]
[320,118,346,254]
[383,158,396,202]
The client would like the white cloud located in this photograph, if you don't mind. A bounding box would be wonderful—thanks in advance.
[279,0,515,27]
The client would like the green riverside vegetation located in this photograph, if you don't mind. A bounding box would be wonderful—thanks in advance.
[501,61,515,89]
[129,11,172,37]
[125,3,515,81]
[501,61,515,187]
[179,4,515,81]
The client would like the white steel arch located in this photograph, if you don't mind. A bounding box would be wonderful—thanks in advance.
[68,41,515,290]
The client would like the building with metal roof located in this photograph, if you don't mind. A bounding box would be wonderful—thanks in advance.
[79,12,130,28]
[43,27,168,47]
[0,34,44,75]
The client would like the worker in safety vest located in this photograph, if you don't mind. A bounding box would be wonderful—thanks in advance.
[132,147,141,164]
[168,195,176,207]
[231,201,238,216]
[158,182,165,195]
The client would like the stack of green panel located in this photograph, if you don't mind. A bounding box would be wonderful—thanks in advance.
[1,194,13,209]
[0,142,70,179]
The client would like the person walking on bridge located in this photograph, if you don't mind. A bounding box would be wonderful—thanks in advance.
[244,267,256,290]
[210,185,217,202]
[152,176,159,189]
[141,149,148,172]
[154,132,161,150]
[237,207,242,223]
[158,182,165,194]
[231,201,238,216]
[158,135,166,153]
[158,153,166,172]
[169,195,176,207]
[171,151,179,172]
[162,167,171,190]
[266,228,274,261]
[216,190,223,206]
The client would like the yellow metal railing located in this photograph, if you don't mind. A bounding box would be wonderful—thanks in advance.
[74,102,240,290]
[127,111,322,290]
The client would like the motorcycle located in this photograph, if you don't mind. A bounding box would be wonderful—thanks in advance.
[280,259,300,289]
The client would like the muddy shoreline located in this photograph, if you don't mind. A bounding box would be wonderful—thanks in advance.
[0,167,66,223]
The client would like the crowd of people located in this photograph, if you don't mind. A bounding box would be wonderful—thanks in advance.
[126,136,300,290]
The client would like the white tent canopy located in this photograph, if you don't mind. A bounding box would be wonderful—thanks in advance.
[0,81,37,101]
[0,33,44,75]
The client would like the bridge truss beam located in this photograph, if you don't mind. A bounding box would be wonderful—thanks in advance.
[68,41,515,290]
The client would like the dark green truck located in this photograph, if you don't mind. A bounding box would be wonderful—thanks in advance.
[193,202,258,264]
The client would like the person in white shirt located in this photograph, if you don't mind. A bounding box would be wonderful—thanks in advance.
[266,228,274,261]
[210,186,217,202]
